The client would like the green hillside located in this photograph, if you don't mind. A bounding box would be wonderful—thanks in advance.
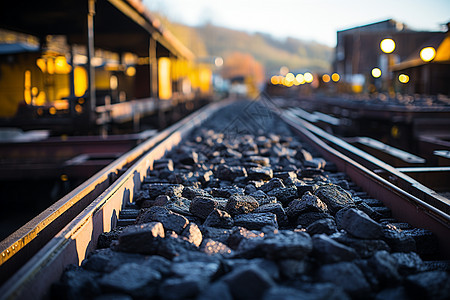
[160,18,333,75]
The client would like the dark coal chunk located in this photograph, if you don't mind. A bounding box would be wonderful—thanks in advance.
[247,167,273,181]
[306,218,338,235]
[314,184,355,214]
[197,281,233,300]
[51,266,101,300]
[178,150,199,165]
[165,196,191,215]
[247,155,270,166]
[223,265,275,300]
[312,234,359,263]
[260,178,285,193]
[154,195,170,206]
[277,259,311,280]
[264,284,350,300]
[227,227,262,250]
[136,206,189,234]
[296,211,333,227]
[164,184,184,198]
[189,196,218,219]
[117,222,164,254]
[267,186,298,205]
[391,252,424,275]
[146,183,182,199]
[203,209,234,229]
[134,190,151,205]
[157,236,199,259]
[249,190,277,205]
[159,277,205,300]
[317,262,371,297]
[405,271,450,300]
[261,230,313,260]
[234,212,278,230]
[225,194,259,216]
[382,224,416,252]
[254,203,289,227]
[93,294,132,300]
[200,238,233,256]
[97,227,123,249]
[99,263,161,298]
[286,191,328,220]
[215,165,247,181]
[375,287,410,300]
[244,184,258,194]
[182,186,210,199]
[336,208,383,239]
[180,222,203,247]
[295,182,315,197]
[332,233,391,258]
[200,226,233,244]
[212,186,244,198]
[171,260,221,280]
[403,228,439,256]
[369,250,401,285]
[153,158,174,171]
[356,201,383,221]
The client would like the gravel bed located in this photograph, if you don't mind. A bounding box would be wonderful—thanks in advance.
[52,101,450,300]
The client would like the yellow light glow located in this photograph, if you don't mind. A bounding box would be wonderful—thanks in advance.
[47,58,54,74]
[420,47,436,62]
[371,68,382,78]
[271,76,279,85]
[159,57,172,99]
[284,80,294,87]
[280,66,289,76]
[54,56,71,74]
[75,104,83,113]
[398,74,409,84]
[215,57,224,67]
[296,74,305,84]
[74,66,88,97]
[24,70,31,104]
[126,66,136,77]
[331,73,340,82]
[49,107,56,115]
[36,58,46,73]
[380,38,395,54]
[60,174,69,182]
[110,75,118,90]
[322,74,330,83]
[304,72,313,83]
[285,72,295,82]
[293,79,300,86]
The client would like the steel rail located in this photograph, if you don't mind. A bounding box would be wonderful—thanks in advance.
[0,99,229,300]
[281,110,450,257]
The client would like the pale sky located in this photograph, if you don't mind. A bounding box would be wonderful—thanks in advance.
[143,0,450,47]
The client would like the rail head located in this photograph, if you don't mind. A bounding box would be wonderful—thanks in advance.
[280,110,450,256]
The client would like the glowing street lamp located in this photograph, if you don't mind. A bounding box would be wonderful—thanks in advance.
[371,68,382,78]
[398,74,409,84]
[420,47,436,62]
[380,38,396,94]
[380,38,395,54]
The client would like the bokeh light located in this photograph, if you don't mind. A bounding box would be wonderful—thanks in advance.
[380,38,395,54]
[420,47,436,62]
[371,68,382,78]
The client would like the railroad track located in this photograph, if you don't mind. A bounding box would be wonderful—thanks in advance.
[1,98,449,299]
